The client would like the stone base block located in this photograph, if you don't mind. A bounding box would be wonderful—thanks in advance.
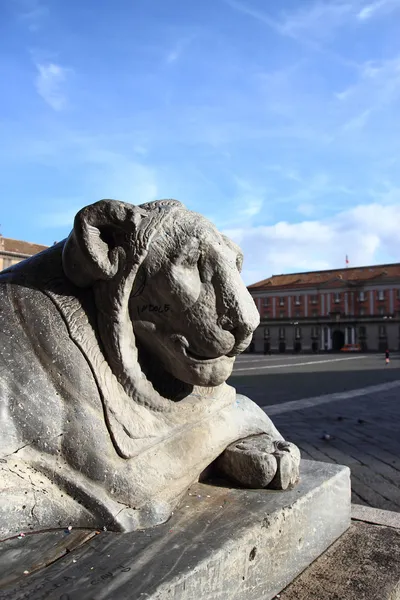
[0,460,350,600]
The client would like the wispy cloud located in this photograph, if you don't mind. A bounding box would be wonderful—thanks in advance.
[34,62,71,110]
[357,0,400,21]
[165,36,194,64]
[14,0,48,32]
[266,165,302,183]
[334,56,400,134]
[37,136,159,229]
[280,1,355,41]
[223,0,284,35]
[40,206,81,228]
[223,0,359,67]
[341,108,372,131]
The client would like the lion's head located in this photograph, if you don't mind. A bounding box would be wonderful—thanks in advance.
[62,199,259,409]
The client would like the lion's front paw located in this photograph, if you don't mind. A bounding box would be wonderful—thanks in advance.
[216,434,300,490]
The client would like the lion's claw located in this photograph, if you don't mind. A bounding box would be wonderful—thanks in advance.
[217,434,300,491]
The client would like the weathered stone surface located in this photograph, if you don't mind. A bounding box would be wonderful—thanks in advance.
[0,199,300,537]
[278,520,400,600]
[217,435,300,489]
[0,460,350,600]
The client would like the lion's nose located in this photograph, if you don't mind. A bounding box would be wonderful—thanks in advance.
[220,315,253,339]
[219,300,259,354]
[214,265,260,352]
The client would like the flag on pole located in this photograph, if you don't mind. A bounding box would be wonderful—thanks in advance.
[345,255,349,267]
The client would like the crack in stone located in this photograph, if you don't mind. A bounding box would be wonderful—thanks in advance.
[28,475,39,524]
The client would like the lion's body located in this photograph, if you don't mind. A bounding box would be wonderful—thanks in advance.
[0,242,282,538]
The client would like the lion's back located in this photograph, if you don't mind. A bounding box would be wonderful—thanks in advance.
[0,265,109,460]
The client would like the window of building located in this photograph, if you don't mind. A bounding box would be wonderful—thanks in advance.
[295,310,300,318]
[263,297,270,308]
[359,326,367,338]
[378,306,385,316]
[264,327,270,339]
[279,311,284,319]
[359,307,365,316]
[295,327,301,339]
[334,293,341,303]
[358,291,365,302]
[295,295,301,305]
[2,257,13,269]
[312,309,318,317]
[379,325,386,338]
[279,297,285,306]
[279,328,285,339]
[311,326,320,338]
[310,295,318,304]
[378,290,385,301]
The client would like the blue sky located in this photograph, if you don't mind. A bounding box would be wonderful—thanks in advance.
[1,0,400,283]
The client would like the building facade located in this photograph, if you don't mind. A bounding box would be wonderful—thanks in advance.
[0,236,48,271]
[248,263,400,353]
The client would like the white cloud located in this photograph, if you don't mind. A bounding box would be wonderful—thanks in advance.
[223,202,400,284]
[34,62,71,110]
[357,0,400,21]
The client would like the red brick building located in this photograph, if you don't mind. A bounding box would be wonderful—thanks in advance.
[0,236,48,271]
[248,263,400,353]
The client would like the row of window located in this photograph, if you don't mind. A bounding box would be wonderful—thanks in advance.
[264,326,321,339]
[264,324,393,339]
[263,306,394,319]
[1,257,18,269]
[261,290,390,308]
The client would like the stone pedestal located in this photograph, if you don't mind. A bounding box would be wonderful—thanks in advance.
[0,461,350,600]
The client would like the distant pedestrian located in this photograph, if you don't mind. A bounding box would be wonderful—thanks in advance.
[385,349,390,365]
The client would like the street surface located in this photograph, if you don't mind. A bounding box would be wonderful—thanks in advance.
[228,353,400,511]
[230,352,400,406]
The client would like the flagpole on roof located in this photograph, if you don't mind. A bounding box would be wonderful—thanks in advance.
[345,255,349,268]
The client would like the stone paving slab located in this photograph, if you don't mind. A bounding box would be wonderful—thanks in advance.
[262,382,400,512]
[276,520,400,600]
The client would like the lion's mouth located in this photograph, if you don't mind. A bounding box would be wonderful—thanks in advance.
[185,347,219,361]
[172,334,232,364]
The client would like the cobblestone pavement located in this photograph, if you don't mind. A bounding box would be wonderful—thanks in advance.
[267,382,400,511]
[230,354,400,511]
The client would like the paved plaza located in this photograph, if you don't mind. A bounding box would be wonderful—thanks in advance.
[229,353,400,511]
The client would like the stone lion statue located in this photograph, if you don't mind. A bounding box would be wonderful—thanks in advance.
[0,199,300,538]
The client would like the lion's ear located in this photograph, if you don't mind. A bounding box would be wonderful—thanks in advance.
[62,200,148,288]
